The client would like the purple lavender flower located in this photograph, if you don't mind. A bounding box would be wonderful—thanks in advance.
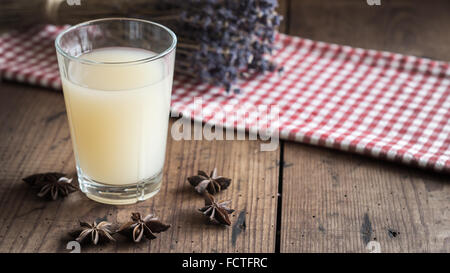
[161,0,282,92]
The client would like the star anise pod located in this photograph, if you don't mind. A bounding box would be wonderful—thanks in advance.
[73,220,115,245]
[23,172,77,200]
[187,168,231,194]
[117,212,171,243]
[198,193,234,226]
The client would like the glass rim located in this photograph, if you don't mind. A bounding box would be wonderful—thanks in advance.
[55,17,177,65]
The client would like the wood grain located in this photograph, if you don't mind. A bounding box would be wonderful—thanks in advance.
[276,0,290,34]
[0,82,279,253]
[288,0,450,61]
[280,144,450,253]
[281,0,450,253]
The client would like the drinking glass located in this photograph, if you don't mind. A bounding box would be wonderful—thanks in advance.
[55,18,176,205]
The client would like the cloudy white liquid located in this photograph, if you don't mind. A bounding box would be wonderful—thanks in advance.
[61,47,172,185]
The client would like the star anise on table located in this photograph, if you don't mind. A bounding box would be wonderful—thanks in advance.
[187,168,231,194]
[23,172,77,200]
[117,212,171,243]
[198,193,234,226]
[73,220,115,245]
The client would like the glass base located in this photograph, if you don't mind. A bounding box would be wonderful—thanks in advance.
[77,168,162,205]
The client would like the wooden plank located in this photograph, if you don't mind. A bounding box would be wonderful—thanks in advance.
[281,0,450,252]
[281,144,450,253]
[0,82,280,253]
[288,0,450,61]
[276,0,290,34]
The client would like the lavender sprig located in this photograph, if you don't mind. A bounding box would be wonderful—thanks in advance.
[158,0,282,93]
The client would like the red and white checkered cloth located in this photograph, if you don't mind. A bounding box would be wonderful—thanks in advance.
[1,25,450,172]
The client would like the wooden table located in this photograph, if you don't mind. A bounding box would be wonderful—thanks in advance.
[1,0,450,253]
